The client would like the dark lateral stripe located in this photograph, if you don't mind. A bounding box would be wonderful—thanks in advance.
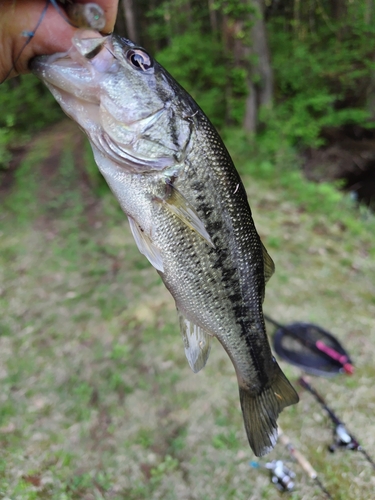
[238,317,269,387]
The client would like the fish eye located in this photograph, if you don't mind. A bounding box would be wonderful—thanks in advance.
[126,49,153,71]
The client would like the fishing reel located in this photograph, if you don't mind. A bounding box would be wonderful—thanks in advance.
[265,460,295,492]
[329,424,360,453]
[250,459,295,492]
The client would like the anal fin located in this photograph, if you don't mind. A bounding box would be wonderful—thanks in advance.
[177,309,211,373]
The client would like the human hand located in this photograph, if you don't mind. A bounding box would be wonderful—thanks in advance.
[0,0,119,82]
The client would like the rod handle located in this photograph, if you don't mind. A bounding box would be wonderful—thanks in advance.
[278,428,317,479]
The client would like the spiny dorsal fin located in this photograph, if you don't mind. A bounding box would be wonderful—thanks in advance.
[177,308,212,373]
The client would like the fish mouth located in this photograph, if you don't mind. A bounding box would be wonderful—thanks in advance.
[31,56,97,102]
[30,30,115,104]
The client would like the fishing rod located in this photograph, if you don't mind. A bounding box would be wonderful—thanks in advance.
[278,427,333,499]
[299,376,375,470]
[250,427,333,497]
[267,313,371,494]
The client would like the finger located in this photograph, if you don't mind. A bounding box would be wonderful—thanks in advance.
[92,0,119,33]
[69,0,118,33]
[4,0,77,77]
[2,0,118,79]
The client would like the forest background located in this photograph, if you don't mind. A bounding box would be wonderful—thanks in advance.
[2,0,375,205]
[1,1,375,499]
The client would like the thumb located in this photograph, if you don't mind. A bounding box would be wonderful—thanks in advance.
[1,0,118,82]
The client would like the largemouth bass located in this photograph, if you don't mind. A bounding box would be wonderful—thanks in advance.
[31,30,299,457]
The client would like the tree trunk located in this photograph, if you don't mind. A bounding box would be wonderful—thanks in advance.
[121,0,140,43]
[331,0,346,21]
[208,0,218,32]
[114,5,127,38]
[364,0,372,25]
[250,0,273,109]
[231,0,273,133]
[294,0,301,37]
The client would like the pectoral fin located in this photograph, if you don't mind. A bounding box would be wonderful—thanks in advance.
[154,183,215,248]
[128,217,164,272]
[177,309,211,373]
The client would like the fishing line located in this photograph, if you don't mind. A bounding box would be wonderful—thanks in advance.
[49,0,79,27]
[1,0,104,84]
[1,0,50,83]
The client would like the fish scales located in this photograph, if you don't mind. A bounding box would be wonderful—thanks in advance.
[199,122,269,362]
[165,116,269,372]
[31,31,299,457]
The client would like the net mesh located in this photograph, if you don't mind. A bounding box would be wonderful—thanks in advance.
[272,322,352,377]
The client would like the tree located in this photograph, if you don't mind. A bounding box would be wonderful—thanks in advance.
[243,0,273,133]
[120,0,140,43]
[222,0,273,133]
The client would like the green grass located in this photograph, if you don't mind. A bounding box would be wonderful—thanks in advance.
[0,120,374,499]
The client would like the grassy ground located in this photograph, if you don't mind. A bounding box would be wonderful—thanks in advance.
[1,120,374,499]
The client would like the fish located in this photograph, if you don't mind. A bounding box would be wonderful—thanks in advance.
[31,30,299,457]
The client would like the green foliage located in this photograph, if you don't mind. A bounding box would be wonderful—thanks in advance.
[146,0,375,152]
[0,136,13,170]
[83,139,109,196]
[150,455,179,484]
[266,11,375,148]
[212,430,239,449]
[4,135,51,222]
[1,75,61,131]
[225,127,375,240]
[215,0,256,19]
[154,31,229,126]
[0,75,62,169]
[155,29,248,127]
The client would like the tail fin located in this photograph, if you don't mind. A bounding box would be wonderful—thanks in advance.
[239,364,299,457]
